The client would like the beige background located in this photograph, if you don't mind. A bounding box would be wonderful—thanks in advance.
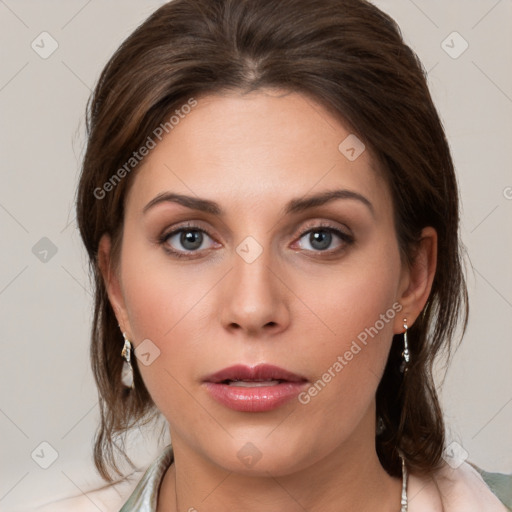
[0,1,511,510]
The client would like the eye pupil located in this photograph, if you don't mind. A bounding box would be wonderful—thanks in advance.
[181,230,203,250]
[310,230,332,250]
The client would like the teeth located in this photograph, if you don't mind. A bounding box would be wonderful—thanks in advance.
[227,380,281,387]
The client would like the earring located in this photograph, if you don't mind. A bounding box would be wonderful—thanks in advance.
[400,319,410,374]
[121,332,135,389]
[376,416,385,435]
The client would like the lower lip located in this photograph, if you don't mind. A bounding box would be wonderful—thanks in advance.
[203,382,307,412]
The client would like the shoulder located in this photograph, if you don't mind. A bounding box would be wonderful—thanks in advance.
[33,471,144,512]
[473,465,512,509]
[409,460,511,511]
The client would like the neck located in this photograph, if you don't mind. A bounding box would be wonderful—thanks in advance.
[158,417,402,512]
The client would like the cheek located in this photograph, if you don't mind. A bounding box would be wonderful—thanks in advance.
[119,229,209,340]
[118,235,231,423]
[121,264,204,420]
[309,243,401,351]
[296,244,402,413]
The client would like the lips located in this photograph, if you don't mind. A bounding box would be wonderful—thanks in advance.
[203,364,308,412]
[204,364,307,384]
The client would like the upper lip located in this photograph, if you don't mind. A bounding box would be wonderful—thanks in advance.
[204,364,308,384]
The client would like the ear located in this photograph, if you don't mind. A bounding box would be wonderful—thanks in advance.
[97,233,132,337]
[395,226,437,333]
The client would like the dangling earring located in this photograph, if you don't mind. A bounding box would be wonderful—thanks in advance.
[400,319,410,374]
[121,332,135,389]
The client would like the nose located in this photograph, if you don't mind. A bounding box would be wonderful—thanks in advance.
[219,242,291,337]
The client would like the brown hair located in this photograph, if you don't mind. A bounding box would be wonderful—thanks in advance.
[76,0,468,481]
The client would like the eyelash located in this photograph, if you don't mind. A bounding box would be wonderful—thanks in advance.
[157,221,354,259]
[157,222,218,259]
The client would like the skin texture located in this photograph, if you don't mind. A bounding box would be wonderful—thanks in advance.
[99,89,437,511]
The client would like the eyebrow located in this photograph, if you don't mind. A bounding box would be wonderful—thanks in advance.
[142,189,374,217]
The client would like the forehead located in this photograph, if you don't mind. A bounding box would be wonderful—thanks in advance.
[125,89,389,217]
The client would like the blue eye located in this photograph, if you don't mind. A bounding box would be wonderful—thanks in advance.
[296,226,354,253]
[158,225,217,258]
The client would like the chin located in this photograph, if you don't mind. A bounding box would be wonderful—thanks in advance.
[201,433,325,477]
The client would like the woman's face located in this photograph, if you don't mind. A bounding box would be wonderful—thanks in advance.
[102,89,427,475]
